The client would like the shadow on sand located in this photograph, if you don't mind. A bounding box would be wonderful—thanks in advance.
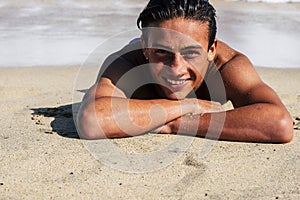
[31,103,81,139]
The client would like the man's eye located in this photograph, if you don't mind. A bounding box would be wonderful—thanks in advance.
[155,49,170,55]
[182,51,200,58]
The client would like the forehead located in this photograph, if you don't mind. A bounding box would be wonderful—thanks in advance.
[145,18,209,50]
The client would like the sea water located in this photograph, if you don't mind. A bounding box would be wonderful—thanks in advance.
[217,0,300,68]
[0,0,299,68]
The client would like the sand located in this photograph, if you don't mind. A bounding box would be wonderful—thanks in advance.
[0,65,299,199]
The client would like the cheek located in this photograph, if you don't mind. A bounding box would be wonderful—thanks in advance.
[148,67,160,82]
[188,63,209,88]
[190,62,208,78]
[148,63,164,77]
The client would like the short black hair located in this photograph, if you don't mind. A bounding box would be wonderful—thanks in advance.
[137,0,217,49]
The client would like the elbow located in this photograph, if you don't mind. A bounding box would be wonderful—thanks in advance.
[272,113,294,143]
[76,105,107,140]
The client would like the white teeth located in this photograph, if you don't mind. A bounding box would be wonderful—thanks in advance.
[166,78,186,85]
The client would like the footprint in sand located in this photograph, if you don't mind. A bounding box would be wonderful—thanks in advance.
[183,155,207,169]
[164,155,207,198]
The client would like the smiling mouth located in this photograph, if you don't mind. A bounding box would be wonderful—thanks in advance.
[166,78,187,85]
[164,77,191,86]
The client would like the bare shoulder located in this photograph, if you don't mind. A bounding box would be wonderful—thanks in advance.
[215,40,275,106]
[214,39,239,70]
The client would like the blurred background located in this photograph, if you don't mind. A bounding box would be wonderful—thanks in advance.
[0,0,299,68]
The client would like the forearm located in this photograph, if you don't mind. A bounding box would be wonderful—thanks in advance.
[173,103,293,143]
[77,97,198,139]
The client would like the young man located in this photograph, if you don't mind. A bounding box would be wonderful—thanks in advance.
[77,0,293,142]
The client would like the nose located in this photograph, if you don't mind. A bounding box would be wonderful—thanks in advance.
[167,53,188,76]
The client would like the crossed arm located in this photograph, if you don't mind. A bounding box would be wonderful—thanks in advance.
[77,41,293,143]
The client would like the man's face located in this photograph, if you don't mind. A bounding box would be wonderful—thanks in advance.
[143,18,216,100]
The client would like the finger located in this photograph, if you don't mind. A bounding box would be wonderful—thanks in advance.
[207,102,223,113]
[196,100,223,114]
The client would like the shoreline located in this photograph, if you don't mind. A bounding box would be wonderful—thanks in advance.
[1,0,300,68]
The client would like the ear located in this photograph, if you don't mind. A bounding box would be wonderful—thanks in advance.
[207,39,217,62]
[141,35,150,58]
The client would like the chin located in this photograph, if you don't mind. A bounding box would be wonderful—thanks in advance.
[159,85,191,100]
[165,92,188,100]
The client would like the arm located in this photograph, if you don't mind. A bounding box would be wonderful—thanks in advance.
[77,77,221,139]
[163,41,293,143]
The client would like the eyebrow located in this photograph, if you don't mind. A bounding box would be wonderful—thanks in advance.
[181,45,203,51]
[150,43,172,51]
[150,43,203,51]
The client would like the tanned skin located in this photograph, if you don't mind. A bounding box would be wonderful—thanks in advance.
[77,18,293,143]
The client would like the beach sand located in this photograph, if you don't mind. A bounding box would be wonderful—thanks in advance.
[0,66,299,199]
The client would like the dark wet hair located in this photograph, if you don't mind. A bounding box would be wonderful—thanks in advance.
[137,0,217,49]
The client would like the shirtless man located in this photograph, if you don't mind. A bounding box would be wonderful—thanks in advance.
[77,0,293,142]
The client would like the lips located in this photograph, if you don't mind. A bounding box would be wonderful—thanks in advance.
[162,77,191,91]
[166,78,187,85]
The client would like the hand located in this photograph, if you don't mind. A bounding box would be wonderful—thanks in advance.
[151,100,223,134]
[193,99,223,115]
